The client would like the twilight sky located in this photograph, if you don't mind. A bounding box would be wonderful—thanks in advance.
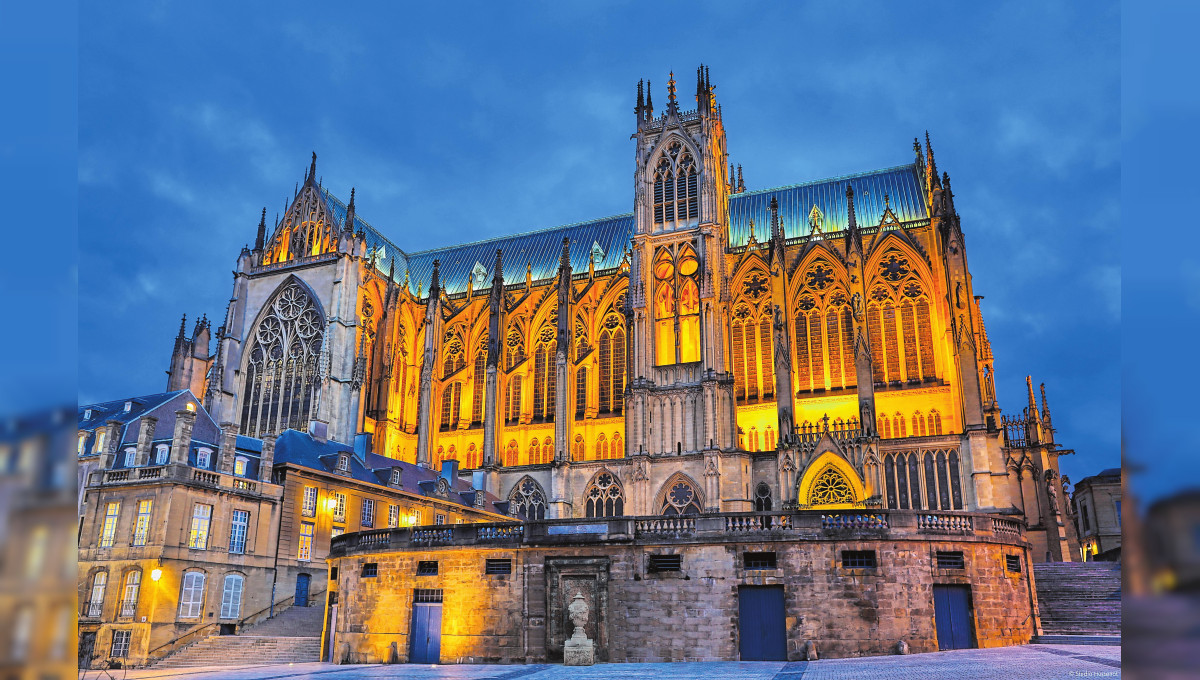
[78,2,1132,495]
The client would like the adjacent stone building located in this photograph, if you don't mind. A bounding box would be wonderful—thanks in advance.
[1070,468,1121,561]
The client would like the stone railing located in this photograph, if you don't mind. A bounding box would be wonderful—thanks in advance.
[918,513,974,534]
[328,509,1024,558]
[91,464,273,496]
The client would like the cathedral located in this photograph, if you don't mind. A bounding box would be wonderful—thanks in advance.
[168,67,1076,563]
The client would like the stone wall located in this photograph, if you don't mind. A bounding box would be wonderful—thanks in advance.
[328,511,1034,663]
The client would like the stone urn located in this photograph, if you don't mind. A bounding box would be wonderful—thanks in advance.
[563,592,595,666]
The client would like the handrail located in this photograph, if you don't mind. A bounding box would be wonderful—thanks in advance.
[146,591,319,660]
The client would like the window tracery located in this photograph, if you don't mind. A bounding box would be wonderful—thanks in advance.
[471,341,486,424]
[793,260,855,393]
[654,246,700,366]
[754,482,773,512]
[532,325,557,422]
[585,472,625,517]
[731,267,776,402]
[652,140,699,229]
[598,313,626,413]
[239,281,324,438]
[866,250,938,385]
[808,466,855,506]
[508,478,546,521]
[440,382,462,430]
[883,449,963,510]
[661,478,702,515]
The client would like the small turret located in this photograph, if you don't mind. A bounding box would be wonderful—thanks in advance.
[635,79,645,126]
[344,187,357,236]
[665,71,679,117]
[645,80,653,120]
[737,164,745,193]
[253,208,267,252]
[1040,382,1052,428]
[1026,376,1040,420]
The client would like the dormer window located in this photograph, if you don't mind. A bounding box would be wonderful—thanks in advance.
[196,448,212,469]
[390,468,402,487]
[84,409,93,421]
[123,401,133,413]
[94,431,107,456]
[337,453,350,473]
[155,444,169,466]
[123,448,136,468]
[77,434,87,456]
[234,457,249,477]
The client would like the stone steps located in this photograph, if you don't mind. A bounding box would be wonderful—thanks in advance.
[1032,634,1121,646]
[1033,562,1121,636]
[153,605,326,668]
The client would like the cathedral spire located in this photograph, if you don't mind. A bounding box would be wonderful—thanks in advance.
[1025,375,1038,416]
[254,207,267,252]
[306,151,317,185]
[177,314,187,340]
[636,79,644,123]
[925,132,940,189]
[344,187,357,235]
[666,71,679,116]
[737,164,745,193]
[645,80,653,119]
[1040,382,1052,425]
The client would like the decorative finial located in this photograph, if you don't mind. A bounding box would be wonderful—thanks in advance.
[344,187,357,233]
[884,193,890,210]
[494,248,505,284]
[254,207,267,251]
[645,80,653,116]
[846,185,857,230]
[308,151,317,182]
[729,162,736,190]
[736,164,744,192]
[1026,375,1037,412]
[636,79,644,116]
[747,218,756,242]
[769,195,780,236]
[430,258,441,295]
[560,236,571,270]
[666,71,678,115]
[177,314,187,339]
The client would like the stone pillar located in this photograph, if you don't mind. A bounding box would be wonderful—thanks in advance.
[133,416,157,466]
[554,237,573,462]
[216,422,238,474]
[415,261,442,468]
[170,409,196,465]
[482,249,505,466]
[260,434,277,482]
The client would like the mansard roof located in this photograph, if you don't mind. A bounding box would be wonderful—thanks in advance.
[319,162,928,297]
[77,389,220,455]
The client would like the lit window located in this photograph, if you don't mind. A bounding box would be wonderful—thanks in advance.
[99,502,120,548]
[86,571,107,617]
[239,283,324,438]
[132,500,152,546]
[333,493,346,521]
[361,498,375,528]
[298,522,314,561]
[654,247,700,365]
[188,504,213,550]
[651,140,699,229]
[301,486,318,517]
[337,453,350,472]
[123,447,136,467]
[178,571,205,618]
[77,433,87,456]
[196,448,212,469]
[388,504,399,528]
[331,526,345,538]
[110,629,131,659]
[229,510,249,554]
[435,514,446,525]
[220,574,244,619]
[95,430,107,456]
[234,457,249,477]
[120,570,141,617]
[155,444,169,465]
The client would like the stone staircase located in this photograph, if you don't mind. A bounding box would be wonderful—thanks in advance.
[154,605,324,668]
[1032,561,1121,641]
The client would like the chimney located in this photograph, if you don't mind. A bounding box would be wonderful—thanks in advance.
[440,460,459,485]
[101,420,124,469]
[308,418,328,443]
[471,469,485,492]
[170,409,196,465]
[353,432,372,464]
[259,434,277,482]
[216,423,238,475]
[133,416,157,467]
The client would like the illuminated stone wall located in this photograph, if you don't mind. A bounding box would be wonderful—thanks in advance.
[327,512,1035,663]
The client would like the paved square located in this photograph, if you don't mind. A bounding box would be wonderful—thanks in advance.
[111,644,1120,680]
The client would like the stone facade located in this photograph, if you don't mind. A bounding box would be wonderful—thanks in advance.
[327,511,1034,663]
[1070,468,1121,560]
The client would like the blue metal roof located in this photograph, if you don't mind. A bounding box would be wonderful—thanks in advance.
[320,163,927,297]
[728,164,929,247]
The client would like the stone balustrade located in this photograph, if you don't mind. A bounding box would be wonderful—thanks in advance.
[94,464,272,496]
[329,509,1025,557]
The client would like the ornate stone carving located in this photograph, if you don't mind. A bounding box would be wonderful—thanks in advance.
[563,592,596,666]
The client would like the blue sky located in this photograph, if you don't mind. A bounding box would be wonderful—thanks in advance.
[75,2,1132,495]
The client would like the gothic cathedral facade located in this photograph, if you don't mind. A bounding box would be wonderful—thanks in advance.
[168,68,1076,561]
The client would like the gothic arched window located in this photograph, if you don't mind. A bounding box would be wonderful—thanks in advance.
[527,438,538,464]
[611,432,623,458]
[440,382,462,430]
[505,323,526,371]
[442,329,465,378]
[508,478,546,521]
[809,466,855,506]
[532,326,557,422]
[652,140,699,229]
[471,342,486,425]
[595,434,607,460]
[575,367,587,418]
[239,281,325,438]
[867,253,938,386]
[585,472,625,518]
[541,437,553,464]
[465,443,478,469]
[754,482,773,512]
[505,376,522,424]
[793,261,854,393]
[598,313,626,413]
[572,435,585,461]
[661,478,702,515]
[654,246,700,366]
[504,440,518,466]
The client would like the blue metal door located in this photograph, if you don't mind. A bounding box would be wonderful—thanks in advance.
[294,573,310,607]
[409,603,442,663]
[738,586,787,661]
[933,585,974,650]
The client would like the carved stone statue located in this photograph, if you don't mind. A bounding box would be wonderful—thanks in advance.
[851,292,863,321]
[563,592,595,666]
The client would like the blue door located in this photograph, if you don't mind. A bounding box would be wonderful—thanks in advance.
[933,585,974,650]
[294,573,310,607]
[738,586,787,661]
[409,603,442,663]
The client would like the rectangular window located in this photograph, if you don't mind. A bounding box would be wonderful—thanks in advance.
[87,572,107,617]
[435,513,446,525]
[188,504,213,550]
[333,493,346,522]
[178,572,205,618]
[298,522,314,561]
[219,574,244,619]
[1115,500,1122,527]
[361,563,378,578]
[743,552,778,570]
[110,630,131,659]
[329,567,338,581]
[132,500,152,546]
[331,526,344,538]
[1005,555,1022,573]
[413,588,443,603]
[936,551,965,570]
[301,486,318,517]
[842,550,878,569]
[416,561,439,576]
[228,510,249,554]
[120,571,141,617]
[648,554,682,572]
[388,504,399,528]
[485,559,513,575]
[99,502,120,548]
[361,498,375,528]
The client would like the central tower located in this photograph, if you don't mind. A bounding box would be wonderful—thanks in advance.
[626,67,738,461]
